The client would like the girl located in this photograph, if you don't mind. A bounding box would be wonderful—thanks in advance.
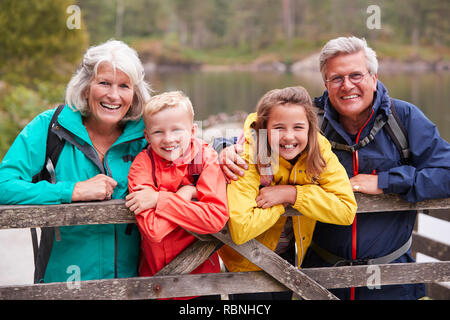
[218,86,357,299]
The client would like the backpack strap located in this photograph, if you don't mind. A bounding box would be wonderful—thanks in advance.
[316,106,326,133]
[32,104,65,184]
[188,146,203,185]
[146,146,158,188]
[384,99,411,165]
[318,101,410,165]
[30,104,65,283]
[327,113,387,153]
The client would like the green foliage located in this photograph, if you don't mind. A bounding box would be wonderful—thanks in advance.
[75,0,449,60]
[0,0,88,158]
[0,0,89,87]
[0,82,66,160]
[2,0,446,67]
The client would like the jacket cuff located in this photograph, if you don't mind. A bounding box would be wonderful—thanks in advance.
[155,190,166,210]
[378,171,390,192]
[61,181,77,204]
[211,137,237,154]
[292,185,302,210]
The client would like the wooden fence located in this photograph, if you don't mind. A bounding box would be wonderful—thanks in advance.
[0,193,449,300]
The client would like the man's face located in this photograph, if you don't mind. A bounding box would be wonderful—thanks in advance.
[324,51,378,120]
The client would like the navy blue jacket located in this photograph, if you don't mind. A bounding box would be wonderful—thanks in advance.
[303,81,450,299]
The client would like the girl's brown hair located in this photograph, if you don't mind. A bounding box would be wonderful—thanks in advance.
[252,86,326,181]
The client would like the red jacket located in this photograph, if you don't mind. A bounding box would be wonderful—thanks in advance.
[128,138,228,285]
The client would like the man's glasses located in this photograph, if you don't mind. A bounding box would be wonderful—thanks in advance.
[325,71,371,87]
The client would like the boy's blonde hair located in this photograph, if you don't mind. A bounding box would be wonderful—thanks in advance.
[143,91,194,127]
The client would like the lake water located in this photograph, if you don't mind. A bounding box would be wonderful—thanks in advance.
[146,70,450,141]
[0,70,449,287]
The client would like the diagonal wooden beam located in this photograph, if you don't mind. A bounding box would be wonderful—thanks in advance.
[155,238,221,276]
[211,225,338,300]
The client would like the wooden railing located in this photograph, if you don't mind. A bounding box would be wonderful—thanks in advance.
[0,193,449,300]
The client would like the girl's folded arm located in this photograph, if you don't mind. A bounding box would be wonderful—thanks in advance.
[226,163,285,245]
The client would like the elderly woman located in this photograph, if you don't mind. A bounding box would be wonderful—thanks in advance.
[0,40,151,283]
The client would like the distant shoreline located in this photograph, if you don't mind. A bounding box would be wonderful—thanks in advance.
[144,57,450,74]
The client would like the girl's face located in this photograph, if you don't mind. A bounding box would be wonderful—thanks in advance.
[266,103,309,161]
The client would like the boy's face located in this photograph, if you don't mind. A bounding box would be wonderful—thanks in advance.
[144,106,196,162]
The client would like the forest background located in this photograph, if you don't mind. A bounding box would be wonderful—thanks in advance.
[0,0,449,159]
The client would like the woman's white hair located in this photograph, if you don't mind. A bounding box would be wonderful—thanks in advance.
[319,36,378,81]
[65,39,151,122]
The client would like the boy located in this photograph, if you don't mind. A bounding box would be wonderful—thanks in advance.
[126,91,228,299]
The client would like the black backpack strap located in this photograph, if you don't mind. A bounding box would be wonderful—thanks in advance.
[33,227,56,283]
[147,146,158,188]
[328,113,387,153]
[384,99,411,165]
[30,104,65,281]
[188,147,203,186]
[30,228,39,266]
[32,104,65,184]
[315,107,326,133]
[315,97,410,166]
[44,104,66,183]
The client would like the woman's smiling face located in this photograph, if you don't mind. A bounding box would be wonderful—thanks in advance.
[85,62,134,127]
[266,103,309,161]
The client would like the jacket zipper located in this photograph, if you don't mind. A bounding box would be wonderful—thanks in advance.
[103,138,144,279]
[103,148,118,279]
[350,109,375,300]
[114,224,118,278]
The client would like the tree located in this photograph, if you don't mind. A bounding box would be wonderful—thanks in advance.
[0,0,88,158]
[0,0,89,87]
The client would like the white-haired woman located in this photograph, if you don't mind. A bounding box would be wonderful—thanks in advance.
[0,40,151,283]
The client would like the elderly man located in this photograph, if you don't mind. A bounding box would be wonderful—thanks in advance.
[219,36,450,300]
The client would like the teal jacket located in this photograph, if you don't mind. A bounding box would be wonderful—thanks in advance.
[0,105,147,283]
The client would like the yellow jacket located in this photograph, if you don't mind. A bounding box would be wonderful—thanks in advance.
[218,113,357,272]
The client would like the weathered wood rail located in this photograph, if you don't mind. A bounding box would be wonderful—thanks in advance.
[0,193,449,300]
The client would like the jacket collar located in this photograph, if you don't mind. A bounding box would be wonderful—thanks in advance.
[148,138,202,167]
[314,80,392,141]
[315,80,391,121]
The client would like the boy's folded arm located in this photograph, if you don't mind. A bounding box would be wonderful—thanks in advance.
[135,209,178,243]
[154,147,229,235]
[128,150,178,242]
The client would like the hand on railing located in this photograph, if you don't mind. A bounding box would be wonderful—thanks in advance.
[72,174,117,202]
